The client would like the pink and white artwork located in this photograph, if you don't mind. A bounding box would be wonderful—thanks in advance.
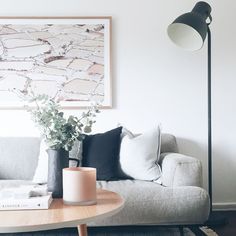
[0,17,112,108]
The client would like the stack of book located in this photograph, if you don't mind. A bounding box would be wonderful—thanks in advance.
[0,184,52,210]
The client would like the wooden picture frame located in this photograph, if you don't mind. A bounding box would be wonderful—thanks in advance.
[0,17,112,109]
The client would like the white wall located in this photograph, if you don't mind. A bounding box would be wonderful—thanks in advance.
[0,0,236,207]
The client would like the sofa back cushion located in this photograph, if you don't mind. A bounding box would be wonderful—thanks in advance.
[0,137,40,180]
[161,133,178,153]
[0,133,178,180]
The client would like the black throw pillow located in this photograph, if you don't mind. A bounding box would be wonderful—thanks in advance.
[82,127,122,180]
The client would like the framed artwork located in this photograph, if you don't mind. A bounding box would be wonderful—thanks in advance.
[0,17,112,108]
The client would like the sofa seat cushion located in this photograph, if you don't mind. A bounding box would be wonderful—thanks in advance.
[0,180,209,226]
[91,180,209,226]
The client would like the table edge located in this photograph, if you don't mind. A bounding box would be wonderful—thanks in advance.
[0,190,125,233]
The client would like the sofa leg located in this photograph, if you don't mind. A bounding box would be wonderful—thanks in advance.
[179,226,184,236]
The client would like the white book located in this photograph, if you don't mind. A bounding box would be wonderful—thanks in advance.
[0,184,48,199]
[0,193,53,211]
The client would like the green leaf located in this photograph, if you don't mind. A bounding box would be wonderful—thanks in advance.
[84,126,92,133]
[23,92,99,150]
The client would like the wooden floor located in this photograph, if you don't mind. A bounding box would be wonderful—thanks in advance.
[211,211,236,236]
[3,211,236,236]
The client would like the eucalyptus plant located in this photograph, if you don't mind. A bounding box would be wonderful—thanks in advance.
[24,93,99,151]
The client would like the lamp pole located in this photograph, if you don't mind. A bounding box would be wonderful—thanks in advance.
[207,26,212,214]
[206,26,226,225]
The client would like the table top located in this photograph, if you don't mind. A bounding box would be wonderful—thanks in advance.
[0,189,124,233]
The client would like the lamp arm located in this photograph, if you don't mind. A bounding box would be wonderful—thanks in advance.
[207,14,212,25]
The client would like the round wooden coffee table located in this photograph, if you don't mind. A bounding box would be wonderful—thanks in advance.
[0,189,124,235]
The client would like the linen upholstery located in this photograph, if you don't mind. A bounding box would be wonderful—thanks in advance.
[0,133,210,226]
[0,137,40,180]
[161,153,202,187]
[0,179,210,226]
[160,133,178,154]
[90,180,210,226]
[0,133,178,180]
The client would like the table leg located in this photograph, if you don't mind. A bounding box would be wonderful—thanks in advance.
[77,224,88,236]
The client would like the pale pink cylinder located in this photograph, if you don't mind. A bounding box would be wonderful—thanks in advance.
[63,167,97,205]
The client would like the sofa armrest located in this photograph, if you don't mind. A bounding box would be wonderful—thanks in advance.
[160,153,202,187]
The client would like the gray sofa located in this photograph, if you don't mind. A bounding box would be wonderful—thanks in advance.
[0,134,210,231]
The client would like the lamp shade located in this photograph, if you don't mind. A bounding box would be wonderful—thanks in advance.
[167,1,211,51]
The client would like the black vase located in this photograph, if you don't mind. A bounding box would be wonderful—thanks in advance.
[47,148,69,198]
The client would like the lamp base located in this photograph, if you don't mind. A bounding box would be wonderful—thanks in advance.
[204,212,228,226]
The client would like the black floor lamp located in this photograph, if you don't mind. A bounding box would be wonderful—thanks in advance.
[167,1,226,226]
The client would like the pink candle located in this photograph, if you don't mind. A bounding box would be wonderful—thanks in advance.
[63,167,97,205]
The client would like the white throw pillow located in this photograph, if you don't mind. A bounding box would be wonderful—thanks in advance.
[119,125,136,139]
[32,140,48,184]
[119,126,161,181]
[32,140,82,184]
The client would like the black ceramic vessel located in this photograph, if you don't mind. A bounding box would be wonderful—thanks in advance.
[47,148,69,198]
